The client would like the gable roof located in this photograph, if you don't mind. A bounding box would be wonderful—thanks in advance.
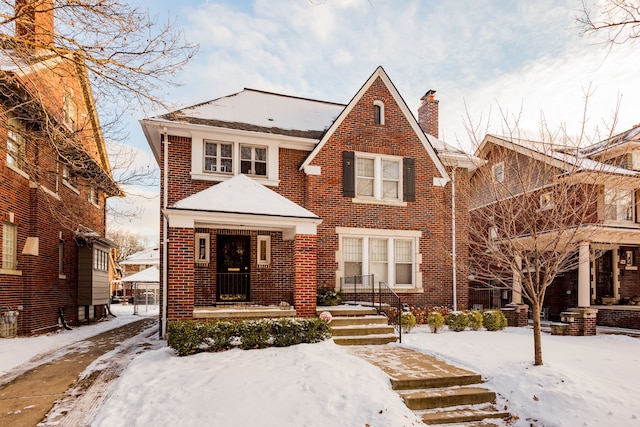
[121,266,159,283]
[121,247,159,265]
[170,174,319,219]
[579,123,640,158]
[476,134,640,177]
[299,66,450,183]
[153,88,345,140]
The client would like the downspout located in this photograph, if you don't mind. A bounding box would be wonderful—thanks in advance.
[161,128,169,339]
[451,166,458,312]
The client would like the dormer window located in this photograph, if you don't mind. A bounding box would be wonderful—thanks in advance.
[373,100,385,125]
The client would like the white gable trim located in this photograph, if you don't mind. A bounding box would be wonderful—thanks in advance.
[300,66,450,184]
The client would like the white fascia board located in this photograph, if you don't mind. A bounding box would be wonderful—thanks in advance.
[164,208,321,235]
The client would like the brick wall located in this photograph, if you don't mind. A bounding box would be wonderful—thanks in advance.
[167,227,194,320]
[597,308,640,329]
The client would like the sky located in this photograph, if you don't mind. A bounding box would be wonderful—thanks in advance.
[107,0,640,246]
[4,305,640,426]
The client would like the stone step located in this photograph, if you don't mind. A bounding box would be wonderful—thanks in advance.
[390,373,483,391]
[317,306,378,317]
[333,333,398,346]
[330,324,395,336]
[420,405,510,425]
[401,387,496,410]
[329,315,390,327]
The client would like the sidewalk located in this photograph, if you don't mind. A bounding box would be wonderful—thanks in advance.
[0,317,157,427]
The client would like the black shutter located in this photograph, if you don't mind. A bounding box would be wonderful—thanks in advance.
[342,151,355,197]
[403,157,415,202]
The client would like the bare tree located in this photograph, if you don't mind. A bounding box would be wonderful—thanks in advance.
[578,0,640,45]
[464,108,636,366]
[107,228,149,262]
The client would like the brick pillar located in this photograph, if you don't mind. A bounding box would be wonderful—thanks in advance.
[167,227,194,320]
[502,303,529,327]
[558,308,598,336]
[294,234,317,317]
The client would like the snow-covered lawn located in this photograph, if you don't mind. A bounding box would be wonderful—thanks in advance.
[3,306,640,427]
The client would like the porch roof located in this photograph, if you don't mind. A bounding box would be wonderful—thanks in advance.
[165,175,321,237]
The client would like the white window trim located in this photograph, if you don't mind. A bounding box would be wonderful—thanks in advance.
[373,100,385,125]
[191,133,280,186]
[539,191,553,211]
[492,162,505,182]
[240,144,268,177]
[335,227,422,291]
[62,164,80,194]
[353,153,403,203]
[88,187,100,208]
[195,233,210,265]
[257,235,271,266]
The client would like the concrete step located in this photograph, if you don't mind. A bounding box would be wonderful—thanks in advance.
[329,315,390,327]
[391,372,483,391]
[317,306,378,317]
[333,333,398,346]
[420,405,510,425]
[330,324,396,336]
[401,387,496,410]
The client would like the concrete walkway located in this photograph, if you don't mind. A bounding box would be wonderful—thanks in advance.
[0,318,157,427]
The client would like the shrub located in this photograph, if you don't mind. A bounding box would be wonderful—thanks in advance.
[317,288,342,306]
[447,311,469,332]
[167,317,331,356]
[483,310,508,331]
[427,312,445,333]
[401,311,417,333]
[467,310,483,331]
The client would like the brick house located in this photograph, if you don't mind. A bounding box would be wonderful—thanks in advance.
[469,127,640,331]
[140,66,476,336]
[0,1,120,336]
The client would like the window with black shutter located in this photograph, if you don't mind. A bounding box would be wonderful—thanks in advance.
[403,157,415,202]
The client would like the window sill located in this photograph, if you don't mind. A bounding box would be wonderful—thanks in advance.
[352,198,407,207]
[63,180,80,194]
[190,172,279,187]
[7,163,29,179]
[0,268,22,276]
[59,274,67,280]
[389,286,423,294]
[195,262,209,267]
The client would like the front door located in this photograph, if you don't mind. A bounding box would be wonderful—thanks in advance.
[595,250,613,302]
[217,235,250,302]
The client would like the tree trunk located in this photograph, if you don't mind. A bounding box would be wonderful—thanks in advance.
[531,303,544,366]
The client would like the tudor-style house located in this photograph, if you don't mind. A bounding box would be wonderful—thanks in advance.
[0,1,120,336]
[469,126,640,333]
[141,66,476,336]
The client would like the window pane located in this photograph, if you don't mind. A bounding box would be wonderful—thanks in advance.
[220,158,232,173]
[205,142,217,156]
[241,160,252,174]
[204,157,217,172]
[382,181,398,199]
[395,240,412,263]
[220,143,232,158]
[619,189,634,221]
[255,147,266,161]
[371,262,388,283]
[395,264,412,285]
[356,177,374,197]
[254,162,267,176]
[345,262,362,277]
[356,158,374,177]
[241,146,252,160]
[2,223,16,270]
[382,160,399,179]
[344,238,362,262]
[369,239,387,262]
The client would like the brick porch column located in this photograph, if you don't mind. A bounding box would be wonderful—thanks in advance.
[167,227,195,321]
[294,234,317,317]
[578,241,591,308]
[512,254,522,304]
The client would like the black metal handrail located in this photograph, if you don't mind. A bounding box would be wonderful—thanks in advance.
[339,275,404,342]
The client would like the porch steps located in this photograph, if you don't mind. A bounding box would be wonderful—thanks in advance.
[317,306,399,346]
[401,386,497,410]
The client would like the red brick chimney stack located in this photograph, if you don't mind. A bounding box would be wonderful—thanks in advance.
[418,89,439,139]
[15,0,55,50]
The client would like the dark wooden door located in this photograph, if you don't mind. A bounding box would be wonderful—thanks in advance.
[595,251,613,301]
[216,235,250,302]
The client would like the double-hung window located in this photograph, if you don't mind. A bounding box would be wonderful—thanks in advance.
[204,141,233,173]
[342,234,415,287]
[2,222,17,270]
[355,155,401,201]
[7,114,26,171]
[240,145,267,176]
[62,164,78,190]
[604,188,635,223]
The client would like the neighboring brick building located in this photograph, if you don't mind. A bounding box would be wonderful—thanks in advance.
[0,1,120,336]
[469,127,640,332]
[141,67,477,335]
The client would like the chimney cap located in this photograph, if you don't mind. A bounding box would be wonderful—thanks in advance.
[421,89,437,101]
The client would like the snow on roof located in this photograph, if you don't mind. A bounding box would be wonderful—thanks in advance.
[120,266,159,283]
[489,134,640,177]
[579,123,640,156]
[171,174,319,219]
[120,247,159,265]
[156,89,345,139]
